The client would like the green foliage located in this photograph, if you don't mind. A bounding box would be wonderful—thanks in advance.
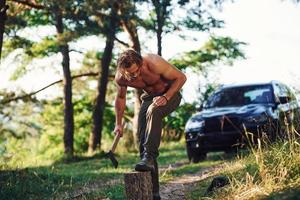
[2,36,33,57]
[178,0,226,32]
[37,99,65,160]
[73,96,92,152]
[0,91,42,163]
[171,35,246,72]
[3,36,33,51]
[30,36,59,57]
[23,8,52,26]
[196,82,219,104]
[204,36,246,64]
[163,102,196,134]
[5,3,27,32]
[37,93,115,156]
[181,15,224,32]
[78,51,101,74]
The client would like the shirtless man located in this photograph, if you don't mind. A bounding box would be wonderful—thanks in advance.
[114,49,186,199]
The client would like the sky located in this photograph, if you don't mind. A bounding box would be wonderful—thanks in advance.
[176,0,300,102]
[1,0,300,103]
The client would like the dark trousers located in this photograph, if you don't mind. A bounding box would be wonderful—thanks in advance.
[137,92,181,194]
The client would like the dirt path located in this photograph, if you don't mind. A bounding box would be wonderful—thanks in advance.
[159,164,224,200]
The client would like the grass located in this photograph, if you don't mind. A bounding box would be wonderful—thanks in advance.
[186,128,300,200]
[0,140,205,199]
[3,129,298,200]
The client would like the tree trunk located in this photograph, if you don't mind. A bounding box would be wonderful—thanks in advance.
[156,24,162,56]
[0,0,7,60]
[152,0,162,56]
[124,171,153,200]
[88,3,118,154]
[54,8,74,158]
[152,0,169,56]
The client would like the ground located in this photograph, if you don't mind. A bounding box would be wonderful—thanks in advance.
[56,157,226,200]
[160,163,224,200]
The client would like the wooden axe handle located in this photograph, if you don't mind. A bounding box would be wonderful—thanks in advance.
[111,133,121,153]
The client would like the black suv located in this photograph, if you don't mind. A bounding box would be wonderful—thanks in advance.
[185,81,300,162]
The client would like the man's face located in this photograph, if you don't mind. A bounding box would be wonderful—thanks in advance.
[123,63,141,81]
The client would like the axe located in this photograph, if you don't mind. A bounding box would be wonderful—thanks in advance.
[106,132,121,168]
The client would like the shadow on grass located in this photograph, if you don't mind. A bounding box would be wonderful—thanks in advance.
[0,152,137,200]
[205,148,250,162]
[0,142,247,200]
[52,150,107,164]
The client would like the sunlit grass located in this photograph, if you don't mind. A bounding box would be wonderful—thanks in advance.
[7,134,298,200]
[188,126,300,200]
[0,140,197,199]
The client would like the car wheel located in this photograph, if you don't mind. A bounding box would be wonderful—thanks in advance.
[192,152,207,163]
[186,145,206,163]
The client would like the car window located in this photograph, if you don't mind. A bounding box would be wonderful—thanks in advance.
[206,84,274,108]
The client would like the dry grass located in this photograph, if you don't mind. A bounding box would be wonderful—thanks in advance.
[211,125,300,200]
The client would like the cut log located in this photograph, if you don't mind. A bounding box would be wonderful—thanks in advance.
[124,171,153,200]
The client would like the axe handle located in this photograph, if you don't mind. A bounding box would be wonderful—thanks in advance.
[111,133,121,153]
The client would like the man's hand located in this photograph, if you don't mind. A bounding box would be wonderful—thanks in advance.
[114,124,123,137]
[153,95,168,107]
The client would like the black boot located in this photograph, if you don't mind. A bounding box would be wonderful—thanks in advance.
[135,153,155,171]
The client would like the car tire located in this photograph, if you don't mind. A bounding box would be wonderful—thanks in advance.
[186,145,207,163]
[192,153,207,163]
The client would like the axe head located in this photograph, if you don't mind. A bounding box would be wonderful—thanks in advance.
[106,150,118,168]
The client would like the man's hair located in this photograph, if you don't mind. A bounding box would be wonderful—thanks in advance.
[117,49,143,70]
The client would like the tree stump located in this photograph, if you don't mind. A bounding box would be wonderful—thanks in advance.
[124,171,153,200]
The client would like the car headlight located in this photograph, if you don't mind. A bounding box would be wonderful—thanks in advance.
[185,119,205,131]
[245,114,268,123]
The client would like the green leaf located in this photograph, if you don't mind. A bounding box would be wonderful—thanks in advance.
[31,36,59,57]
[170,35,246,72]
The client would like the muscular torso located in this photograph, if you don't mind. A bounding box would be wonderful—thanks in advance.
[117,60,172,95]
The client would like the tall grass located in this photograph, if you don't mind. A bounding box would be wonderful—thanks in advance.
[212,123,300,199]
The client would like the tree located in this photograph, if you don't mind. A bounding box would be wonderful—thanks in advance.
[118,0,143,150]
[87,0,120,153]
[171,36,246,72]
[3,0,120,155]
[2,0,96,158]
[0,0,9,59]
[150,0,171,56]
[52,4,74,157]
[139,0,225,56]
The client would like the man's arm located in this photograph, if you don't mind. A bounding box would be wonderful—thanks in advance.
[114,80,127,136]
[145,54,187,101]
